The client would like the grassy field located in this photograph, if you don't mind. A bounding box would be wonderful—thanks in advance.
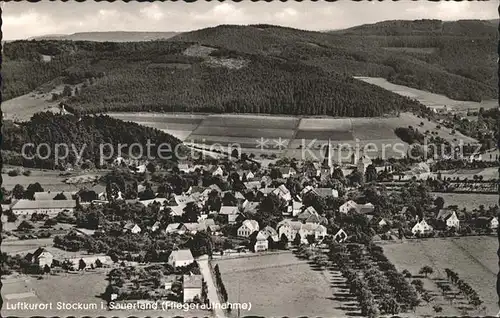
[356,77,497,112]
[430,192,498,210]
[1,84,72,122]
[2,167,108,191]
[382,236,497,316]
[438,167,498,181]
[213,252,346,317]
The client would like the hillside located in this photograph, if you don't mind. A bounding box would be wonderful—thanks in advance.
[29,31,179,42]
[171,22,496,101]
[2,20,496,116]
[2,40,426,117]
[1,113,183,168]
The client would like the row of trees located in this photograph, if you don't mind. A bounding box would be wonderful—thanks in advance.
[213,264,228,303]
[444,268,483,308]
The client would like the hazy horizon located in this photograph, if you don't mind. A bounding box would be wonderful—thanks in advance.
[2,1,497,41]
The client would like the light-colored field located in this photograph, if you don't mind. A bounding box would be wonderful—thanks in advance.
[2,168,107,191]
[383,236,497,316]
[2,89,62,122]
[382,47,438,54]
[298,118,352,131]
[430,192,498,210]
[356,76,497,112]
[201,114,299,129]
[438,167,498,180]
[214,252,345,317]
[191,126,296,139]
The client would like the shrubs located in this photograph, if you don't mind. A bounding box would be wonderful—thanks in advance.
[213,264,228,302]
[7,169,19,177]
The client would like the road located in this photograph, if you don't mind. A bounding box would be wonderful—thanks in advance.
[197,256,227,318]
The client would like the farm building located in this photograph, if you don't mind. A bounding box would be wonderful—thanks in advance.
[183,274,203,303]
[168,249,195,268]
[12,199,76,216]
[123,222,141,234]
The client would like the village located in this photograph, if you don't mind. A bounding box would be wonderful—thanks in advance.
[2,137,498,316]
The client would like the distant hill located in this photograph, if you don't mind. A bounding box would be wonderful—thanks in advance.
[335,19,497,36]
[29,31,179,42]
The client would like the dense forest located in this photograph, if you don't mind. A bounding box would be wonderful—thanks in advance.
[2,113,183,168]
[2,19,496,116]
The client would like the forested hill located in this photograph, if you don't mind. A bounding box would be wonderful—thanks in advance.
[170,22,496,101]
[2,19,496,116]
[336,19,497,36]
[2,113,183,168]
[2,40,425,117]
[29,31,179,42]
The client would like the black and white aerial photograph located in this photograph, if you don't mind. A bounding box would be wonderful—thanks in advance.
[1,1,499,317]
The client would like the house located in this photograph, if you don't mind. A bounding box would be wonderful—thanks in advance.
[123,222,141,234]
[174,195,195,206]
[169,206,185,217]
[12,199,76,216]
[491,217,499,229]
[257,187,275,198]
[178,163,192,173]
[339,200,374,214]
[278,220,303,242]
[378,218,388,227]
[244,181,262,190]
[287,201,303,217]
[183,223,201,234]
[245,171,255,180]
[272,184,292,202]
[219,206,240,224]
[436,209,460,229]
[299,223,327,241]
[411,219,433,235]
[166,223,182,234]
[211,166,224,177]
[333,229,348,243]
[253,231,269,252]
[339,200,358,214]
[237,220,260,237]
[314,188,339,198]
[260,226,279,242]
[161,276,177,290]
[168,249,195,268]
[183,274,203,303]
[297,206,320,223]
[151,221,161,232]
[26,248,53,268]
[279,167,296,179]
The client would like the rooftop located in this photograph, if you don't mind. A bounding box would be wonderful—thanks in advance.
[12,199,76,210]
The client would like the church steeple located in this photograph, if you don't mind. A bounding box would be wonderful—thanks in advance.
[322,139,334,176]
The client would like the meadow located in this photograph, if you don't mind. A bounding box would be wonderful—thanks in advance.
[214,252,346,317]
[430,192,499,210]
[356,77,497,113]
[382,236,497,316]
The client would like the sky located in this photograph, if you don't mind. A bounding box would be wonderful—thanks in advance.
[2,1,498,40]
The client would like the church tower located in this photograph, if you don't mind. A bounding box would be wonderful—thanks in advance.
[321,139,334,177]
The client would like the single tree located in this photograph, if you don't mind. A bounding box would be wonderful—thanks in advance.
[419,265,434,277]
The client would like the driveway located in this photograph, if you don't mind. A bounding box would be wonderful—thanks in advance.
[197,255,227,318]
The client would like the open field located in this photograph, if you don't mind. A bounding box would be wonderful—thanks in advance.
[430,192,498,210]
[382,236,497,316]
[437,167,498,181]
[356,77,497,112]
[1,167,108,191]
[214,252,345,317]
[1,85,71,122]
